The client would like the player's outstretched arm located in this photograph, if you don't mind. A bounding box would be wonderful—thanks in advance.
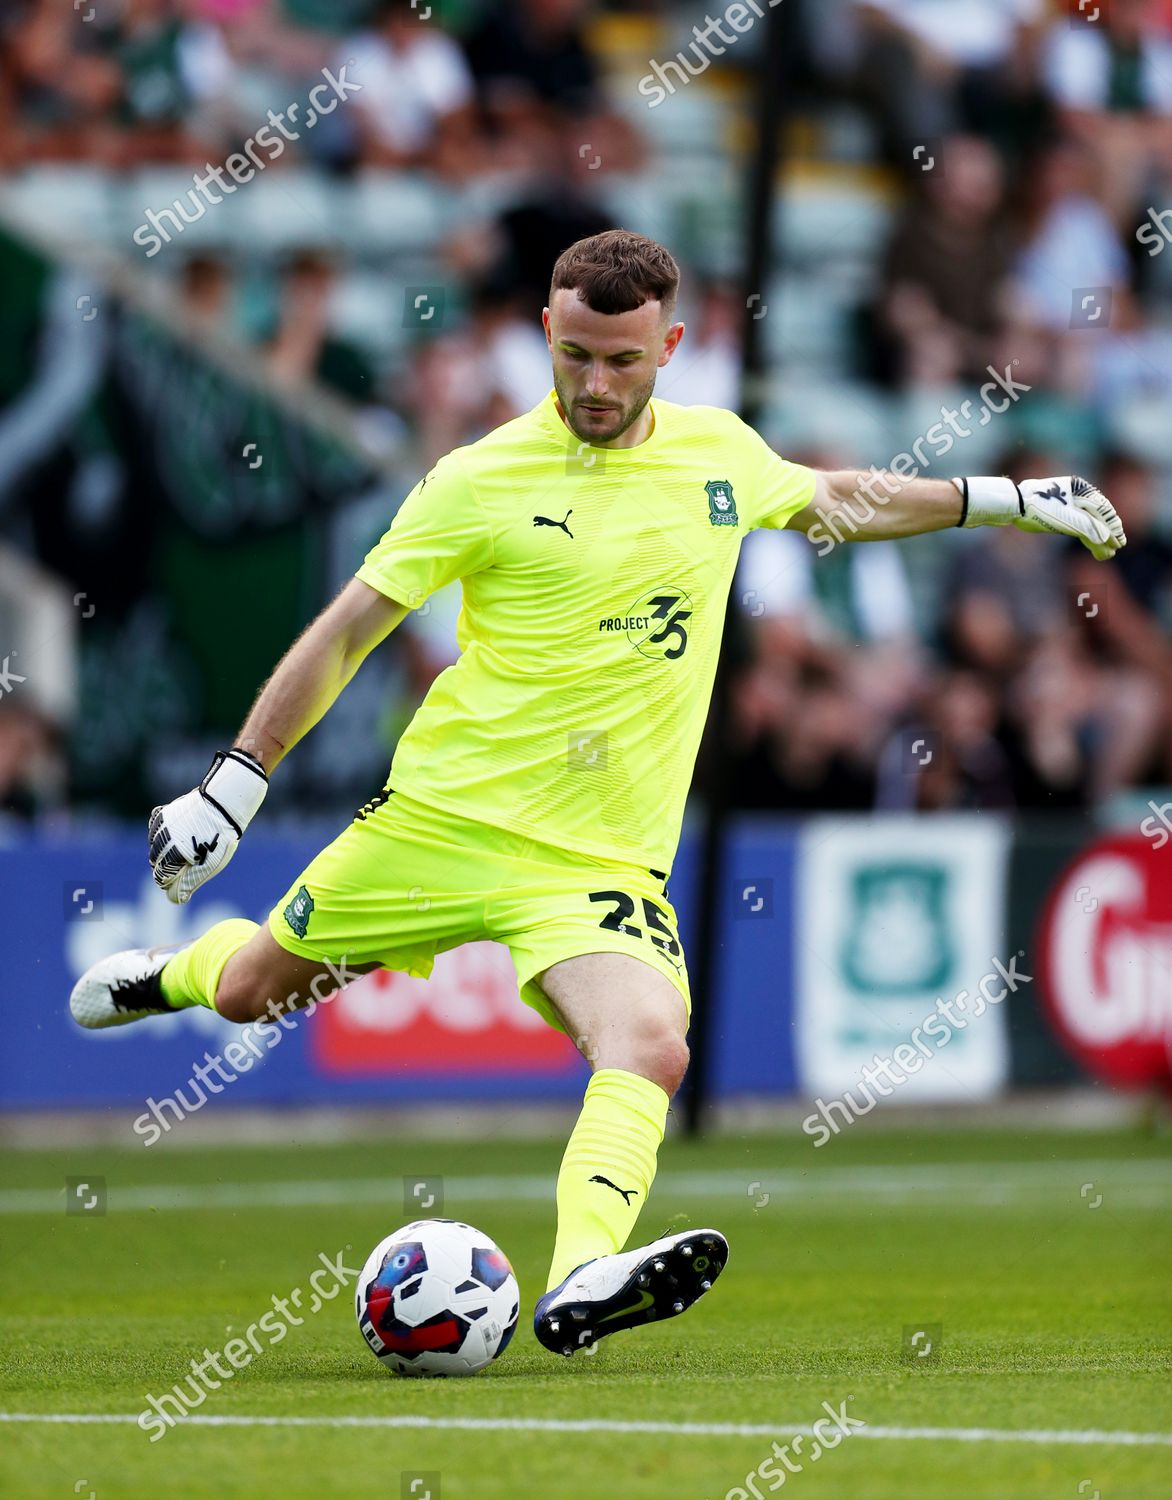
[149,580,408,904]
[790,471,1126,561]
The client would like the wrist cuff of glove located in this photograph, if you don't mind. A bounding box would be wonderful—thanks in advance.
[954,477,1025,529]
[200,748,268,836]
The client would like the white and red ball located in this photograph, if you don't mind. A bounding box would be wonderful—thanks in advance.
[355,1219,519,1377]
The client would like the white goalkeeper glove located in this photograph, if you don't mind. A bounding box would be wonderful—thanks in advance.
[956,475,1126,560]
[149,748,268,905]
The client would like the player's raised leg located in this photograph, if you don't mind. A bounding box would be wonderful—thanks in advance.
[210,922,373,1022]
[532,952,727,1355]
[68,919,256,1029]
[70,921,371,1029]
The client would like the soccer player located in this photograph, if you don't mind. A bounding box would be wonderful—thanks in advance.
[70,230,1125,1357]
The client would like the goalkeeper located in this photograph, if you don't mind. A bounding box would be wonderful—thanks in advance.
[70,230,1125,1357]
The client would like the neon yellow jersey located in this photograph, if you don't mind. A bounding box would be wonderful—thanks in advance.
[356,390,815,872]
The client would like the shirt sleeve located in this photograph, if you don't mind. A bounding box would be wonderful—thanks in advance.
[355,453,494,609]
[751,432,818,531]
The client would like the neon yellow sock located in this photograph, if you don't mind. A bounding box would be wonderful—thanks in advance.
[159,918,258,1011]
[545,1067,669,1292]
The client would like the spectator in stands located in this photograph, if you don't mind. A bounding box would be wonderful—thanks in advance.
[875,134,1012,386]
[737,477,921,716]
[113,0,233,162]
[1066,451,1172,796]
[175,0,337,148]
[1041,0,1172,224]
[0,703,60,822]
[877,669,1016,810]
[1075,285,1172,443]
[448,118,614,323]
[0,0,123,163]
[343,0,479,176]
[1,0,242,166]
[851,0,1045,162]
[466,0,598,117]
[398,330,499,469]
[940,447,1096,807]
[0,544,74,819]
[464,0,641,172]
[1008,135,1130,334]
[1000,632,1095,808]
[177,253,235,336]
[728,648,879,811]
[730,448,923,810]
[656,278,741,411]
[941,447,1070,678]
[262,251,376,403]
[465,285,553,417]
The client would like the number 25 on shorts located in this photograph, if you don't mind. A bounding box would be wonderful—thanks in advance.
[588,889,681,956]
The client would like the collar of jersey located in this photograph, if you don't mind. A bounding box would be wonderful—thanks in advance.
[536,388,665,457]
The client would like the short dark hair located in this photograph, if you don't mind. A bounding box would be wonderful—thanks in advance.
[550,230,680,318]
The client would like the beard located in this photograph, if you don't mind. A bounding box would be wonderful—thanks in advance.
[553,366,658,445]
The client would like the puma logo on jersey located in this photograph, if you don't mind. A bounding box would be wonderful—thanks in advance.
[534,509,574,538]
[590,1174,638,1204]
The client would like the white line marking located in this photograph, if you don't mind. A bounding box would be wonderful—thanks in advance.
[1,1413,1170,1446]
[0,1159,1168,1216]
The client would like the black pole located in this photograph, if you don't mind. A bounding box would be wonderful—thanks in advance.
[681,0,797,1135]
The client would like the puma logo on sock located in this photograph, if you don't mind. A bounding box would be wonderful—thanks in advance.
[590,1174,638,1205]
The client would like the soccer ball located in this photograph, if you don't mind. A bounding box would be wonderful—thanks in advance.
[355,1219,520,1377]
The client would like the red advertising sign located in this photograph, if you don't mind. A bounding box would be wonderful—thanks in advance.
[311,940,581,1074]
[1036,834,1172,1088]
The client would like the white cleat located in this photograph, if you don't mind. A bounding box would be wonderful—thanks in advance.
[534,1228,729,1356]
[69,945,187,1030]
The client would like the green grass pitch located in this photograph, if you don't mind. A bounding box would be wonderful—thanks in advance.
[1,1126,1169,1498]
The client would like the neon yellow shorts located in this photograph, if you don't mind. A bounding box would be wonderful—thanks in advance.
[267,788,691,1034]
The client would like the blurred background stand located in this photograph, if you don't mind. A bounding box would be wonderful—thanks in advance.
[0,541,76,823]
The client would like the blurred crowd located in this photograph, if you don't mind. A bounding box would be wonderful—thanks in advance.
[731,0,1172,813]
[733,447,1172,814]
[1,0,1170,818]
[0,0,639,176]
